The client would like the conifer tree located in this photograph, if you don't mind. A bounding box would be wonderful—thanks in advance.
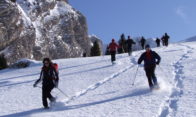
[90,41,101,56]
[0,54,8,70]
[105,45,110,55]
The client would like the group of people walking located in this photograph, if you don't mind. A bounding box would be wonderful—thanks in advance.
[108,33,169,64]
[108,40,161,89]
[156,33,170,47]
[34,34,164,109]
[107,36,162,91]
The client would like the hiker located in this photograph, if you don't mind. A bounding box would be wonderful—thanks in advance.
[140,36,146,49]
[161,36,165,46]
[164,33,170,46]
[126,36,136,56]
[138,45,161,90]
[155,38,161,47]
[33,58,59,109]
[109,39,119,64]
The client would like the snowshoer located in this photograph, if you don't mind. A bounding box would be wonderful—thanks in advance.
[33,58,59,109]
[140,36,146,49]
[109,39,119,64]
[126,36,136,56]
[161,36,165,46]
[138,45,161,90]
[155,38,161,47]
[164,33,170,46]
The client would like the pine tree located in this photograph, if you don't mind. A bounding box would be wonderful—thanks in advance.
[105,45,110,55]
[0,54,8,70]
[90,41,101,56]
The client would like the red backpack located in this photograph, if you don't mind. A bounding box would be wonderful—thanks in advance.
[52,63,59,73]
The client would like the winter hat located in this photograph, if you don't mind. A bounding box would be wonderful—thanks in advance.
[145,44,150,49]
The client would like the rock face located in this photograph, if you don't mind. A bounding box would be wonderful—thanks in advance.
[0,0,91,65]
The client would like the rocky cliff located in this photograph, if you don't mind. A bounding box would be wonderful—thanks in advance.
[0,0,91,65]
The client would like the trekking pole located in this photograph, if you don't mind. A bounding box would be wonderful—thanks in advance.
[56,87,69,98]
[132,65,139,86]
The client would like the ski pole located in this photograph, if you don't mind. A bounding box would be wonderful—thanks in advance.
[56,87,69,98]
[132,65,139,86]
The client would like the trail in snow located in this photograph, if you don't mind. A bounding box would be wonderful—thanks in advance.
[63,54,140,104]
[158,44,194,117]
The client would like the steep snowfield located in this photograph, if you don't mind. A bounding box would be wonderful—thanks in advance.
[0,42,196,117]
[181,36,196,42]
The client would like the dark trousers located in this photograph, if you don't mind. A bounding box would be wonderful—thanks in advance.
[141,43,145,49]
[144,65,158,88]
[110,51,116,62]
[128,47,132,56]
[165,41,168,46]
[156,43,160,47]
[42,85,54,107]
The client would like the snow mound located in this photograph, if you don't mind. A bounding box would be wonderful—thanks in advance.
[11,59,41,68]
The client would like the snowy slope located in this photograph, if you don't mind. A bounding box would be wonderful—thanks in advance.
[0,42,196,117]
[181,36,196,42]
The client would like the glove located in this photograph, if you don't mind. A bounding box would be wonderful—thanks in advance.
[33,83,37,88]
[156,61,160,65]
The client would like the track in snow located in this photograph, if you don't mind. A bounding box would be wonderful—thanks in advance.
[63,54,140,104]
[158,44,194,117]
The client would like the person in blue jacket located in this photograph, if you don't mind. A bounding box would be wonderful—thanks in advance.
[138,45,161,90]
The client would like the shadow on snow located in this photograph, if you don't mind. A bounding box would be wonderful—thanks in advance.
[1,88,150,117]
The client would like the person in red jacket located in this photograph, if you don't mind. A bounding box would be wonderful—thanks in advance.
[109,39,119,64]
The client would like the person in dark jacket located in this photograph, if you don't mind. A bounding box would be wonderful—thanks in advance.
[138,45,161,90]
[140,36,146,49]
[164,33,170,46]
[109,39,119,64]
[161,36,165,46]
[156,38,161,47]
[126,36,136,56]
[33,58,59,109]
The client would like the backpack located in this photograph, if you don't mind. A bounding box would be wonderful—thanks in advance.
[52,63,59,73]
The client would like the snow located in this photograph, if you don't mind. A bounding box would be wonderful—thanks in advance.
[17,4,32,27]
[16,0,80,47]
[44,1,79,23]
[0,42,196,117]
[15,58,41,67]
[181,36,196,42]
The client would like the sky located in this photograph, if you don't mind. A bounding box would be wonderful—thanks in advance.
[69,0,196,44]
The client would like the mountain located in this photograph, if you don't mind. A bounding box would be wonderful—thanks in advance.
[0,0,91,65]
[0,41,196,116]
[181,36,196,42]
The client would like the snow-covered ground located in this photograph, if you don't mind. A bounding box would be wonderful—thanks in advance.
[0,42,196,117]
